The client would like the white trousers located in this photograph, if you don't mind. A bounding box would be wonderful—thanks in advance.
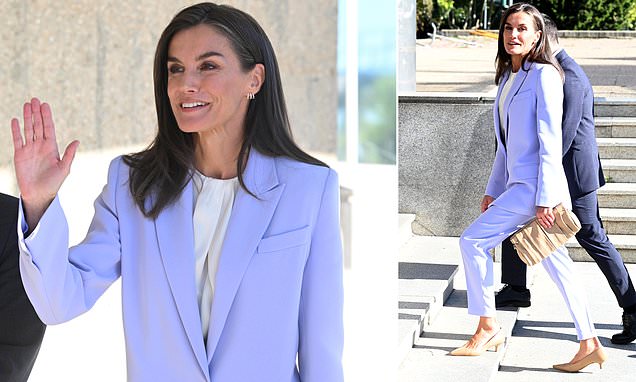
[459,204,597,340]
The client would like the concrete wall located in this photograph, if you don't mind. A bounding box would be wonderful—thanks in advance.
[0,0,337,193]
[399,94,495,236]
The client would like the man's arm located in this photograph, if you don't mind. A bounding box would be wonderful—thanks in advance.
[0,193,46,382]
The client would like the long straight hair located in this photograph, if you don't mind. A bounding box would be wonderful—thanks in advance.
[123,3,326,219]
[494,3,563,85]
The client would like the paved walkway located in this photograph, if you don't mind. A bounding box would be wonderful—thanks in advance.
[416,35,636,98]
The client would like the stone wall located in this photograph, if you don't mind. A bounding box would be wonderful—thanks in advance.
[0,0,337,189]
[399,94,495,236]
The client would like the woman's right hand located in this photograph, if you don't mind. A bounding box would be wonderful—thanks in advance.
[11,98,79,229]
[481,195,494,213]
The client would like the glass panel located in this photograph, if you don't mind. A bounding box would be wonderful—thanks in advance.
[358,0,397,164]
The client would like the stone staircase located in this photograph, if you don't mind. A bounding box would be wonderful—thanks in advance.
[567,99,636,262]
[398,216,520,381]
[397,216,636,382]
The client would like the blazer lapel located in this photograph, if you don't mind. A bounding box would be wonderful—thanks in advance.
[205,149,284,362]
[494,70,509,147]
[154,181,209,378]
[502,65,530,139]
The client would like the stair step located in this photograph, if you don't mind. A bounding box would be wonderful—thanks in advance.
[594,98,636,118]
[398,236,460,364]
[597,183,636,208]
[398,263,458,364]
[597,138,636,159]
[598,207,636,235]
[399,290,519,382]
[399,251,518,382]
[566,234,636,263]
[602,159,636,183]
[595,117,636,138]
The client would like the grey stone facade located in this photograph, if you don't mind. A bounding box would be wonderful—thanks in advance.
[0,1,337,170]
[399,94,495,236]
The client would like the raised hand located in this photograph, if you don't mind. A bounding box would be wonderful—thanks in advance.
[11,98,79,229]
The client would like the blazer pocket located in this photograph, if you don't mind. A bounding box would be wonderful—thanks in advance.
[257,226,311,254]
[513,163,539,179]
[511,89,533,103]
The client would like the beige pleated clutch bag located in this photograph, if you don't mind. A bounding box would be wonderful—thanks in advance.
[509,203,581,266]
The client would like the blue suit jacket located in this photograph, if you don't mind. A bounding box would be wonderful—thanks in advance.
[485,62,571,216]
[18,149,344,382]
[558,49,605,198]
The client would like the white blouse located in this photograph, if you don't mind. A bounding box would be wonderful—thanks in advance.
[498,70,518,144]
[191,170,239,342]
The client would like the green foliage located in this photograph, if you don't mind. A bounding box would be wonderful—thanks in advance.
[512,0,636,30]
[418,0,636,31]
[577,0,636,30]
[416,0,434,37]
[417,1,498,32]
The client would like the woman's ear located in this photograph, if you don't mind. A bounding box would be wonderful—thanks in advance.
[534,30,542,46]
[248,63,265,95]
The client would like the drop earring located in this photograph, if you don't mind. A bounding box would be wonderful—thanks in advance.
[247,92,255,100]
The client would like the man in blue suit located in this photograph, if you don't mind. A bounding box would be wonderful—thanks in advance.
[0,193,46,381]
[496,15,636,345]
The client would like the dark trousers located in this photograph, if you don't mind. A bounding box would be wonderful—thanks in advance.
[501,190,636,309]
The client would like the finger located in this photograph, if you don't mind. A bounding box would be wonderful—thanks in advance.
[547,210,555,220]
[40,102,56,141]
[11,118,24,150]
[61,140,80,173]
[31,98,44,140]
[23,102,33,143]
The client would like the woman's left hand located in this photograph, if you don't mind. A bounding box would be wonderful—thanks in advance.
[536,206,555,229]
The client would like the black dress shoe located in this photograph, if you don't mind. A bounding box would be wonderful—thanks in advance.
[611,311,636,345]
[495,285,531,308]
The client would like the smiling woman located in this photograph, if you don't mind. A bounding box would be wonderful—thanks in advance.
[11,3,343,382]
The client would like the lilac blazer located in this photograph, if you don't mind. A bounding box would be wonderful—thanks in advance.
[18,149,343,382]
[485,62,571,216]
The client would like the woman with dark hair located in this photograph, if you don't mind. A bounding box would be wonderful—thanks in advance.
[10,3,343,381]
[454,3,606,372]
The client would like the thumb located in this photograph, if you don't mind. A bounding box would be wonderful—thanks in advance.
[61,140,80,173]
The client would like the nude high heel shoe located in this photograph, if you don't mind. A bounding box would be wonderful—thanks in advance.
[450,329,505,356]
[552,347,608,372]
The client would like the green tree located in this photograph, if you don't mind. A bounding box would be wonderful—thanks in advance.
[577,0,636,30]
[416,0,434,37]
[523,0,636,30]
[419,0,636,31]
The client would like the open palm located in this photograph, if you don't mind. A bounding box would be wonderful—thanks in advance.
[11,98,79,227]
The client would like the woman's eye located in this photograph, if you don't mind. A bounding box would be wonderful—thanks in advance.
[168,65,183,74]
[200,62,216,71]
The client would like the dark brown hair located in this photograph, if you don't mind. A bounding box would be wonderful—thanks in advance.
[494,3,563,85]
[124,2,326,219]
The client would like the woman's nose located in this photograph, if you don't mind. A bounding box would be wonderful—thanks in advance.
[180,71,200,92]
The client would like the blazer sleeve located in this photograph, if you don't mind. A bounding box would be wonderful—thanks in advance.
[485,139,506,199]
[298,169,344,382]
[535,65,565,208]
[561,72,585,155]
[18,158,123,325]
